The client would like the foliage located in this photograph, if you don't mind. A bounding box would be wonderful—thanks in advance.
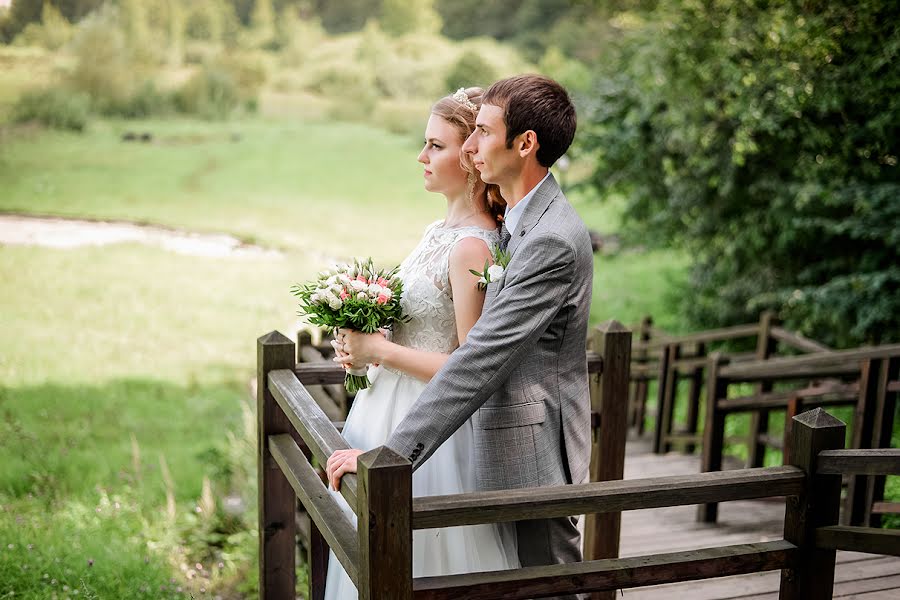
[581,0,900,347]
[381,0,441,37]
[173,63,241,118]
[11,86,90,130]
[12,1,74,50]
[445,49,496,92]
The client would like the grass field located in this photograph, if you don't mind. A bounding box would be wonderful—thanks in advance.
[0,113,690,597]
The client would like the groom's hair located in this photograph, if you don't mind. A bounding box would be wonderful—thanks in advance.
[483,74,576,168]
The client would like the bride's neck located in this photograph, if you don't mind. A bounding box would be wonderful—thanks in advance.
[443,192,487,228]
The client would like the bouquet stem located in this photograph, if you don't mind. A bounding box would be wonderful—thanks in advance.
[345,366,370,393]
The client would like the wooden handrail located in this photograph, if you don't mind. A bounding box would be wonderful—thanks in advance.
[295,351,604,385]
[715,382,858,413]
[719,343,900,381]
[770,326,833,354]
[816,449,900,476]
[268,368,359,510]
[412,541,797,600]
[815,525,900,557]
[269,434,359,585]
[411,466,805,529]
[633,323,761,351]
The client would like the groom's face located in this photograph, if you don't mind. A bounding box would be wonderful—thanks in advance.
[463,103,519,187]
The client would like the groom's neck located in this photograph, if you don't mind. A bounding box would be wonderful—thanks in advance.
[502,165,550,209]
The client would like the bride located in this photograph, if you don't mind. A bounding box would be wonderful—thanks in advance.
[322,87,519,599]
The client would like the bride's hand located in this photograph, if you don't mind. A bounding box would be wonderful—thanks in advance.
[334,328,386,367]
[330,338,353,370]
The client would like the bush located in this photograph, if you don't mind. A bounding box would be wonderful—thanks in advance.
[174,64,240,119]
[12,87,90,131]
[445,49,496,91]
[104,80,172,118]
[67,8,135,112]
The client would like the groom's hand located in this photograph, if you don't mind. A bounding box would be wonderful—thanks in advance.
[326,448,364,491]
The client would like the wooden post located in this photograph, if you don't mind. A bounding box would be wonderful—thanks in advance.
[632,315,653,435]
[585,321,631,600]
[258,331,298,600]
[697,353,728,523]
[863,356,899,527]
[748,311,778,468]
[357,446,412,600]
[658,343,681,454]
[782,395,803,465]
[684,342,706,454]
[779,408,844,600]
[846,358,881,525]
[652,344,673,454]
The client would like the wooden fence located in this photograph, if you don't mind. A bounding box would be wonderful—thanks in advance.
[259,321,632,599]
[698,344,900,526]
[629,312,831,459]
[257,334,900,599]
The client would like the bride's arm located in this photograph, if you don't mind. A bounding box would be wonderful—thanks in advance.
[338,237,492,382]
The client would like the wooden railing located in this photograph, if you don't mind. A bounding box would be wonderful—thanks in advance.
[628,312,832,459]
[698,344,900,525]
[258,340,899,600]
[258,321,633,599]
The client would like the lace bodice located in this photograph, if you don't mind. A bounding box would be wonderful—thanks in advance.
[390,220,499,355]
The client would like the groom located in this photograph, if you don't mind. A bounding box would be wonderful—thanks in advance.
[328,75,593,592]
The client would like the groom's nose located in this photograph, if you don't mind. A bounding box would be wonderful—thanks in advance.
[462,131,477,155]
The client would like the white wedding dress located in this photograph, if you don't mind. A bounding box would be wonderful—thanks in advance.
[324,220,519,600]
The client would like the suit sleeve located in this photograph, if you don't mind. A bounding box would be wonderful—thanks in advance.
[385,232,577,469]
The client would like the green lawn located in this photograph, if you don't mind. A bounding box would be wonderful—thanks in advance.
[0,114,689,597]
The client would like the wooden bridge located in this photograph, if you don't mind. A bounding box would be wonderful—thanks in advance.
[257,321,900,599]
[618,439,900,599]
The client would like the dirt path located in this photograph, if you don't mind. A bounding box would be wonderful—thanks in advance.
[0,213,285,260]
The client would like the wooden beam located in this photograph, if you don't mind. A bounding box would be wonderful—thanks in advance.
[815,526,900,557]
[721,343,900,382]
[268,368,359,510]
[269,434,359,586]
[818,449,900,476]
[412,541,797,600]
[872,501,900,514]
[770,327,832,354]
[412,466,804,530]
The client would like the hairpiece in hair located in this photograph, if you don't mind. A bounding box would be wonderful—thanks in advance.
[452,88,478,112]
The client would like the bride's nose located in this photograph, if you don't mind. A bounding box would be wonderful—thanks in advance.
[417,147,428,164]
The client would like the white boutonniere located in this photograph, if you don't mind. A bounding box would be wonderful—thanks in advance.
[469,245,511,291]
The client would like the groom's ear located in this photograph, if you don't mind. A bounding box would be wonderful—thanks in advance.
[517,130,539,158]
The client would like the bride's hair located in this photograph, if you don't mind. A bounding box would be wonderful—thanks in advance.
[431,87,506,223]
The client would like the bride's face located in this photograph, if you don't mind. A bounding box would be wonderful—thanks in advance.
[417,115,468,198]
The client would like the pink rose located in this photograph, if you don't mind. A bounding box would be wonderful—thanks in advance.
[377,277,389,287]
[340,290,349,300]
[376,293,390,304]
[356,275,367,282]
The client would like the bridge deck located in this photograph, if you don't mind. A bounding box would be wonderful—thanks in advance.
[616,440,900,599]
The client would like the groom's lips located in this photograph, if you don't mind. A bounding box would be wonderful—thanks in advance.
[424,170,432,177]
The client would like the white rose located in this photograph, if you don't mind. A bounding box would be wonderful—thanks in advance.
[367,283,383,295]
[487,265,505,281]
[325,292,342,310]
[357,292,367,300]
[311,292,322,303]
[350,280,367,291]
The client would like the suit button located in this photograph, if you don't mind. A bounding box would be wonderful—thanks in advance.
[520,230,525,236]
[415,443,424,450]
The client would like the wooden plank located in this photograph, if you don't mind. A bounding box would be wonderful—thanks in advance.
[815,526,900,557]
[818,449,900,476]
[771,326,833,354]
[871,502,900,515]
[268,434,359,586]
[717,382,858,413]
[638,323,762,351]
[257,332,298,600]
[412,466,804,529]
[268,368,359,510]
[720,344,900,382]
[698,353,728,523]
[357,447,412,600]
[412,541,797,600]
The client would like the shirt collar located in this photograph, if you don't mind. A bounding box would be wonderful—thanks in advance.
[504,171,551,237]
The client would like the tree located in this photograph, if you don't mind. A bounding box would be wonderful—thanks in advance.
[380,0,440,36]
[580,0,900,347]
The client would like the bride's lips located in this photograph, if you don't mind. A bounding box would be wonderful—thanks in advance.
[473,161,484,170]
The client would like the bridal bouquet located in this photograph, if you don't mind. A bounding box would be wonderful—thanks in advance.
[291,258,406,393]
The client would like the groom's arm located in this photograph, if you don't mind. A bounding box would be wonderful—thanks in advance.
[385,232,578,469]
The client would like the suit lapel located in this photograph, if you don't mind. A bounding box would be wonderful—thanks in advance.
[507,173,560,256]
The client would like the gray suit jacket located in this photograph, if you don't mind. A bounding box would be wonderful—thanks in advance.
[386,173,594,491]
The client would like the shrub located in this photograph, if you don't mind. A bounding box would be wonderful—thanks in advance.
[445,49,496,92]
[104,80,172,119]
[174,64,240,119]
[12,87,90,131]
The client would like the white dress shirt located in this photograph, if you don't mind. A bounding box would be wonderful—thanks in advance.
[503,172,551,236]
